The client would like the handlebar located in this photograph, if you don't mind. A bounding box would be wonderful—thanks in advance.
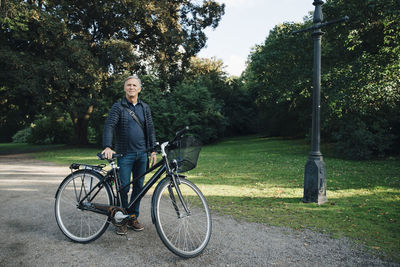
[169,126,189,144]
[97,126,190,161]
[97,153,123,161]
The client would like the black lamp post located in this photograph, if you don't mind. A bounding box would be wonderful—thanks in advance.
[293,1,348,204]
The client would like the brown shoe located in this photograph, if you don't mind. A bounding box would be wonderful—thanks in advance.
[116,224,127,235]
[127,216,144,231]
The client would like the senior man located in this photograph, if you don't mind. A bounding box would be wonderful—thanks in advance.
[102,74,157,235]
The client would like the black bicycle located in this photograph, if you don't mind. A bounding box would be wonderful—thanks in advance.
[54,127,212,258]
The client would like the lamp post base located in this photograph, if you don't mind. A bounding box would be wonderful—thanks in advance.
[302,155,327,205]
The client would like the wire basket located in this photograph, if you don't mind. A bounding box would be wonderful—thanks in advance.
[167,136,202,173]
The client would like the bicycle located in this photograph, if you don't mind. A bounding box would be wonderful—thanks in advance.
[54,127,212,258]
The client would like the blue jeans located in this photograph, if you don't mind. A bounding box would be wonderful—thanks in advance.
[117,151,148,217]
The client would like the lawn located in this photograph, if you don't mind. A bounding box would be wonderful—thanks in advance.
[192,136,400,261]
[18,136,400,261]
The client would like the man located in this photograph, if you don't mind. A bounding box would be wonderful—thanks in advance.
[102,74,157,235]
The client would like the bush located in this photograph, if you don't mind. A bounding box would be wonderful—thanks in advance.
[333,117,395,159]
[140,76,228,144]
[29,115,74,144]
[12,127,32,143]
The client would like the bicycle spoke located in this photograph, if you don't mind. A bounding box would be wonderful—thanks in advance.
[183,222,189,250]
[80,176,86,200]
[174,223,184,247]
[85,176,93,201]
[80,215,83,237]
[158,209,180,219]
[86,216,92,236]
[166,222,182,241]
[72,178,79,202]
[62,212,80,223]
[60,197,78,209]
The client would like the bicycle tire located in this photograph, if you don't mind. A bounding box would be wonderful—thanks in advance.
[153,177,212,258]
[55,170,112,243]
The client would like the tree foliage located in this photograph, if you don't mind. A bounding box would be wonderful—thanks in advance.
[0,0,225,144]
[244,0,400,158]
[322,0,400,158]
[139,57,255,144]
[2,0,399,160]
[243,20,313,137]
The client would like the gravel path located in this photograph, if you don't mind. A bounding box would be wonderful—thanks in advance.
[0,154,397,266]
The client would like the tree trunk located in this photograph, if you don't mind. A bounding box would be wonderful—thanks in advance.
[70,105,93,146]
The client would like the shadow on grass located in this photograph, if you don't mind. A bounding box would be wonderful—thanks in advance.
[0,144,67,155]
[206,136,310,156]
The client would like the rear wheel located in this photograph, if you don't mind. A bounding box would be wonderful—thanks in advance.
[55,171,112,243]
[153,177,212,258]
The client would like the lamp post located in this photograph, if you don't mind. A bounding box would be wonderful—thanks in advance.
[293,1,348,204]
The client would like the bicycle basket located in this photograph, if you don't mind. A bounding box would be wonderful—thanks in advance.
[166,136,202,173]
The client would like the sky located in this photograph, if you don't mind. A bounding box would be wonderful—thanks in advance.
[197,0,314,76]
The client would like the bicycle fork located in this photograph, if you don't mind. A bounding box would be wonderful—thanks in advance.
[169,174,191,218]
[160,141,190,219]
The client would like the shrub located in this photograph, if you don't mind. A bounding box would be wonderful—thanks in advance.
[140,76,228,144]
[12,127,32,143]
[29,115,74,144]
[333,117,395,159]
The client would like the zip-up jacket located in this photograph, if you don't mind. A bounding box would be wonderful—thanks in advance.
[103,97,157,155]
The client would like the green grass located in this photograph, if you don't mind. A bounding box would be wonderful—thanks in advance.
[191,136,400,261]
[4,137,399,261]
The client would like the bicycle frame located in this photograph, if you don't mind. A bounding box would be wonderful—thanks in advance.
[77,141,189,218]
[76,158,164,213]
[123,158,166,211]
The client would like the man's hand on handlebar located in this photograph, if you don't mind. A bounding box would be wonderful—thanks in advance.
[101,147,115,160]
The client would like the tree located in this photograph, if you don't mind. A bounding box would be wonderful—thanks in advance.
[243,21,313,137]
[186,57,256,135]
[0,2,51,141]
[321,0,400,158]
[0,0,225,144]
[140,58,229,143]
[243,0,400,158]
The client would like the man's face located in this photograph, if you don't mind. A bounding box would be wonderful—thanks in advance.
[124,78,141,98]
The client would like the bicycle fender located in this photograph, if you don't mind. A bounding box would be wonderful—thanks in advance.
[55,169,105,198]
[150,174,186,224]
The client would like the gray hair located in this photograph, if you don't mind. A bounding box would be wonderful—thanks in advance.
[124,74,142,87]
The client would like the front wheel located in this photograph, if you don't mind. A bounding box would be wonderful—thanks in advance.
[55,170,112,243]
[153,177,212,258]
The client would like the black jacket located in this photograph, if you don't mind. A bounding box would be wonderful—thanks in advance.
[103,97,157,155]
